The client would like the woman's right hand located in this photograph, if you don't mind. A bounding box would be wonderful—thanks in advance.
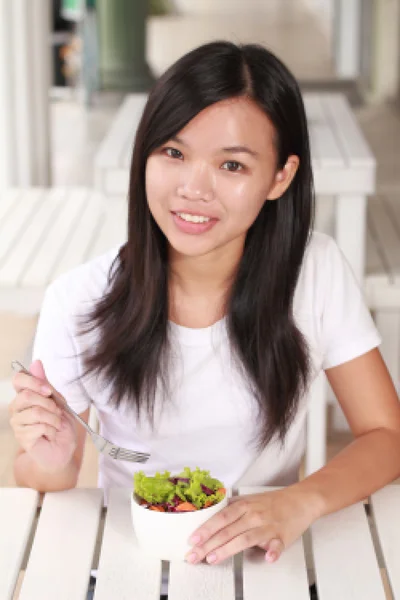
[9,360,78,473]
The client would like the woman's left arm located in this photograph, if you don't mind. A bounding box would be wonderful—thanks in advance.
[186,348,400,566]
[295,347,400,515]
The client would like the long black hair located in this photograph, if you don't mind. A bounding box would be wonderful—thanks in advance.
[81,41,315,449]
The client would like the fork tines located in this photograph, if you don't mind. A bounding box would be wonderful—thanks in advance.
[109,447,150,463]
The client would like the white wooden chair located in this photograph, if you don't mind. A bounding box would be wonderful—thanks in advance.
[0,187,127,314]
[0,187,128,428]
[306,192,400,475]
[365,192,400,392]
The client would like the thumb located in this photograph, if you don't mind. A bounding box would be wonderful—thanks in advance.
[29,359,47,383]
[261,538,285,563]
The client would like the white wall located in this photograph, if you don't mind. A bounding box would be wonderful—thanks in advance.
[303,0,334,41]
[368,0,400,102]
[172,0,288,14]
[0,0,51,191]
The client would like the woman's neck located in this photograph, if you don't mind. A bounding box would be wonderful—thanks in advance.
[169,242,242,295]
[168,242,243,327]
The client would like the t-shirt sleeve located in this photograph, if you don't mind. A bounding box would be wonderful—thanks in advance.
[32,282,92,414]
[320,237,381,370]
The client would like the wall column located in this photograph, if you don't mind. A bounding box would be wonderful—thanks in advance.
[0,0,52,191]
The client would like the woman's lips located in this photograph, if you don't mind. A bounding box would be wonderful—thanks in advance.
[172,212,218,235]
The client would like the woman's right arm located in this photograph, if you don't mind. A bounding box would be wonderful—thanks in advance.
[10,363,90,493]
[13,408,89,493]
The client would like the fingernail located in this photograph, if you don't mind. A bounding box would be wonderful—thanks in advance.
[186,553,198,564]
[41,386,51,395]
[266,552,277,563]
[190,534,201,545]
[206,553,217,564]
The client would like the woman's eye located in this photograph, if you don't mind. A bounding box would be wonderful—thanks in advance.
[222,160,243,172]
[164,147,183,159]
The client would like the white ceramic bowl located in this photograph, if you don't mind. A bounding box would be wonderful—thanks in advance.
[131,492,228,561]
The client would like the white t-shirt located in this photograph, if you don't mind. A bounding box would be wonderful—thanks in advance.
[32,232,381,504]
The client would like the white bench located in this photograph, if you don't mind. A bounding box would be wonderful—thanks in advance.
[94,93,375,285]
[306,193,400,475]
[94,94,148,197]
[366,192,400,390]
[0,187,127,314]
[0,187,128,429]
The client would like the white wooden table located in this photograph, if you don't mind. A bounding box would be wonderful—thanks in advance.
[0,485,398,600]
[0,188,128,314]
[94,92,376,286]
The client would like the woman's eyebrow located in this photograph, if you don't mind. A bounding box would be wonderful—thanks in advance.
[170,135,187,146]
[169,136,259,158]
[221,145,259,158]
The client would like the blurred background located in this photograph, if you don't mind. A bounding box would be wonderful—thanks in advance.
[1,0,400,488]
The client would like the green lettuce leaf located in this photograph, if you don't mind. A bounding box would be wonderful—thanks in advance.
[178,467,224,508]
[134,470,175,504]
[134,467,225,509]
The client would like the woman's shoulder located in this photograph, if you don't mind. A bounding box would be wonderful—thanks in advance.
[294,232,344,312]
[45,245,122,315]
[301,231,344,277]
[304,231,337,261]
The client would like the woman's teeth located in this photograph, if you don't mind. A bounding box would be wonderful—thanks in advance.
[176,212,211,224]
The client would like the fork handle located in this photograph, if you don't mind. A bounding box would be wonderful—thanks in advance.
[11,361,94,435]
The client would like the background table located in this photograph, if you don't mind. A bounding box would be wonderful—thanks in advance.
[0,485,398,599]
[0,187,127,314]
[94,92,376,286]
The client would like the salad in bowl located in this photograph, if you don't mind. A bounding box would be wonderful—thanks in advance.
[131,467,228,560]
[134,466,226,512]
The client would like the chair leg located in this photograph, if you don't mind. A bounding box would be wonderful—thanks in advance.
[374,309,400,394]
[305,371,328,477]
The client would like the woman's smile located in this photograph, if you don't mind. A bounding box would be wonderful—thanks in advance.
[172,210,219,235]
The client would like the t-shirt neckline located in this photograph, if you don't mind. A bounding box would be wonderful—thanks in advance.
[168,316,227,346]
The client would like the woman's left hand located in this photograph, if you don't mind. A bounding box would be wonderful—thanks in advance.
[185,487,320,565]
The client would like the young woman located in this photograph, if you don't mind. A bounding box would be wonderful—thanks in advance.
[9,41,400,581]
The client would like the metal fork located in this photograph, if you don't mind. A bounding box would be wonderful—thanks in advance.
[11,361,150,464]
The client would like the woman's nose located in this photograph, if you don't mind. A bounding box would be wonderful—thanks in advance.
[176,162,215,202]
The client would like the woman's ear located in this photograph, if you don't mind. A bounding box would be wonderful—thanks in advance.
[266,155,300,201]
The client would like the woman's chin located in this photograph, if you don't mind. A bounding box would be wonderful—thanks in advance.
[167,236,218,259]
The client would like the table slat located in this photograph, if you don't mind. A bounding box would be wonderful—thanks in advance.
[311,501,386,600]
[0,488,39,600]
[366,208,387,276]
[19,488,103,600]
[239,487,310,600]
[0,189,43,266]
[370,486,400,600]
[309,123,344,168]
[87,199,127,260]
[0,188,22,224]
[303,93,326,123]
[94,488,162,600]
[95,95,147,169]
[20,188,84,286]
[384,193,400,275]
[368,194,400,278]
[50,190,103,280]
[121,96,147,168]
[0,190,64,285]
[168,561,235,600]
[323,94,375,167]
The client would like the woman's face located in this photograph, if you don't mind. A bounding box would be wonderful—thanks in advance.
[146,97,298,259]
